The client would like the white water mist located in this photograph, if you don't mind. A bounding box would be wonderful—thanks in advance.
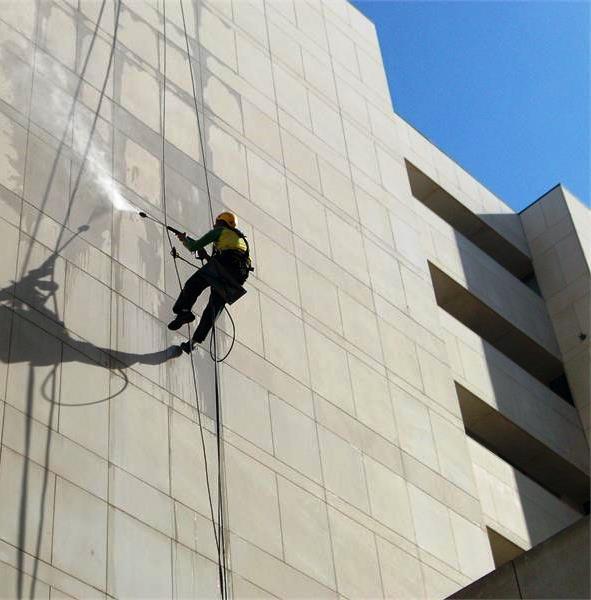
[33,44,137,215]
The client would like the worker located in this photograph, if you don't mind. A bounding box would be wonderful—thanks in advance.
[168,211,252,353]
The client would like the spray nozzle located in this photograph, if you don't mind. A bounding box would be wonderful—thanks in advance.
[139,211,148,218]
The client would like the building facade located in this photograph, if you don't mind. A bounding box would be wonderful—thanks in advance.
[0,0,588,598]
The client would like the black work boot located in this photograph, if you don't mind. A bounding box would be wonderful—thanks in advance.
[167,310,195,331]
[180,340,196,354]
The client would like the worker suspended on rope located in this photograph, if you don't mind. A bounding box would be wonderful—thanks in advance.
[167,211,253,354]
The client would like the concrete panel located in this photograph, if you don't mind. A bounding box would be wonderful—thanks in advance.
[450,512,495,580]
[343,118,379,181]
[59,348,110,458]
[339,290,382,361]
[63,263,111,348]
[260,294,309,383]
[112,210,165,290]
[170,410,219,518]
[3,403,107,501]
[119,5,159,67]
[380,319,423,390]
[0,182,22,228]
[278,477,336,589]
[269,21,304,76]
[164,90,201,161]
[270,0,297,24]
[256,231,300,302]
[0,447,55,562]
[288,180,330,254]
[349,353,397,442]
[328,507,383,599]
[234,0,267,48]
[423,563,462,599]
[221,364,273,453]
[298,261,343,334]
[366,239,406,310]
[306,324,355,414]
[109,465,173,539]
[206,119,249,197]
[270,394,322,483]
[302,50,337,104]
[365,455,415,540]
[2,0,37,40]
[0,559,50,600]
[247,150,290,224]
[336,77,369,128]
[109,381,170,493]
[237,34,274,99]
[391,385,439,470]
[358,187,395,246]
[273,62,311,127]
[309,91,345,152]
[282,128,322,191]
[0,216,19,293]
[108,508,172,599]
[53,478,107,590]
[408,484,459,569]
[231,533,336,599]
[118,57,160,133]
[174,544,219,600]
[326,20,359,75]
[357,47,390,99]
[226,283,265,355]
[5,315,62,429]
[23,132,71,226]
[0,38,33,117]
[318,425,370,513]
[318,157,357,217]
[199,5,237,71]
[226,445,283,557]
[243,99,282,162]
[430,412,477,495]
[377,536,426,599]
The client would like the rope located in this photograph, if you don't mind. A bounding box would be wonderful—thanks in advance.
[209,307,236,363]
[178,0,230,594]
[158,3,227,599]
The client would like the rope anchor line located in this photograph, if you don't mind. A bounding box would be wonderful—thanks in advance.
[159,0,231,598]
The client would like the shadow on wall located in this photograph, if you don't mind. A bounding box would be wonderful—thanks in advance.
[0,1,224,597]
[0,224,186,598]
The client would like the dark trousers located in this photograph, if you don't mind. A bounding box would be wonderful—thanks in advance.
[173,256,247,343]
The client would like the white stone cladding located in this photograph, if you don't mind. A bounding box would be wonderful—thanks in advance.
[0,1,587,598]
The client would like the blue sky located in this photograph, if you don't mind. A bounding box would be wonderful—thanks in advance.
[351,0,590,211]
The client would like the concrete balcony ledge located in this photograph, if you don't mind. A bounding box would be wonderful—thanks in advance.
[448,516,589,599]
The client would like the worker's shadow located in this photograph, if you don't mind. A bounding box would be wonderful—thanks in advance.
[0,225,184,407]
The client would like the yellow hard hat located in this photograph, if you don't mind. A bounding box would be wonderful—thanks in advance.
[216,211,237,228]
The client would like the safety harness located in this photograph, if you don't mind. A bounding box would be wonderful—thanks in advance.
[212,225,254,273]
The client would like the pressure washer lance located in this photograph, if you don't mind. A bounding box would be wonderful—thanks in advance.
[138,211,206,264]
[138,211,183,237]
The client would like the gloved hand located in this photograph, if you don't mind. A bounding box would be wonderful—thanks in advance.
[175,231,187,242]
[197,247,209,261]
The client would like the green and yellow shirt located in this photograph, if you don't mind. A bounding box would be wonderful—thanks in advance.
[182,225,248,254]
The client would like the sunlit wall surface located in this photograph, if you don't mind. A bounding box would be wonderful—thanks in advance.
[0,1,588,598]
